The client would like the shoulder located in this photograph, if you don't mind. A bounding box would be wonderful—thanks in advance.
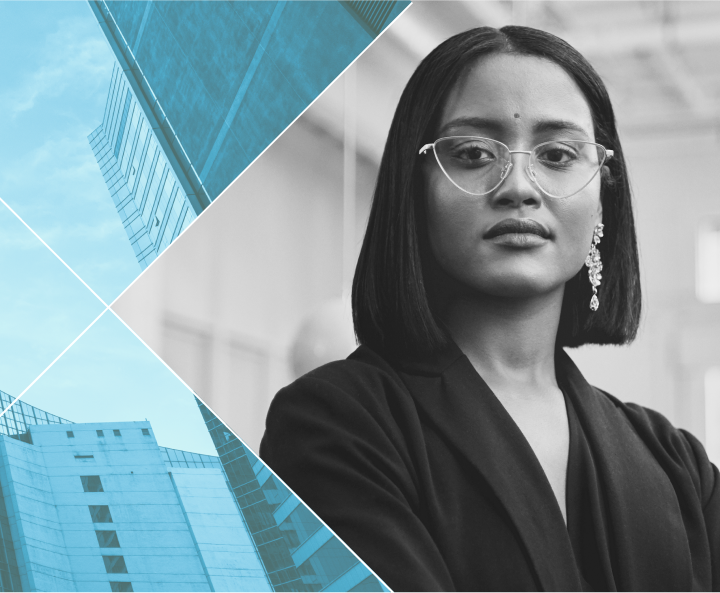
[595,388,718,507]
[262,346,420,459]
[269,345,410,415]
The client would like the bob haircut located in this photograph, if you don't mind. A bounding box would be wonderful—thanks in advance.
[352,25,641,357]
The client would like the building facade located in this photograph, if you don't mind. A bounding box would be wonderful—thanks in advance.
[197,400,384,592]
[88,0,406,268]
[0,392,383,592]
[88,66,199,270]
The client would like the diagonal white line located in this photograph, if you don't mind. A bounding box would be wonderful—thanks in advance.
[0,306,109,418]
[107,1,413,311]
[105,306,393,592]
[0,197,110,308]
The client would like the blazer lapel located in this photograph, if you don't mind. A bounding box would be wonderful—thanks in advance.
[399,345,583,592]
[557,350,693,591]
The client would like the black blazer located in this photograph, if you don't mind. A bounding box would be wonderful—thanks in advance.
[260,343,720,591]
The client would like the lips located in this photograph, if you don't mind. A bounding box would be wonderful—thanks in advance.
[484,218,551,240]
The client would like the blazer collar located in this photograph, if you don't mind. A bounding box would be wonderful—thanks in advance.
[556,350,692,591]
[398,342,583,591]
[396,342,692,591]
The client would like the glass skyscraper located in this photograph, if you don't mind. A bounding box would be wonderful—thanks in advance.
[197,400,384,592]
[88,0,406,268]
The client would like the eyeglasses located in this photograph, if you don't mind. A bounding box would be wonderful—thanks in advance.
[419,136,614,199]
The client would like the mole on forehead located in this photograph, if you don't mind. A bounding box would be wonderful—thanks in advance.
[514,113,521,119]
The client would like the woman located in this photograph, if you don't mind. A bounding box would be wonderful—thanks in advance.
[260,26,720,592]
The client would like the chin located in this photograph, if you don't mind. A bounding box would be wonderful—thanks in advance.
[468,271,561,300]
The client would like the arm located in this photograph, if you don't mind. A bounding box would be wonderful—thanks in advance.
[615,396,720,591]
[680,429,720,592]
[260,369,455,592]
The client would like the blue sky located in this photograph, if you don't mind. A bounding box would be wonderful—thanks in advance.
[0,2,216,456]
[0,1,140,304]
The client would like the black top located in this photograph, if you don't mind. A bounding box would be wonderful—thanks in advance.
[564,389,605,592]
[260,343,720,591]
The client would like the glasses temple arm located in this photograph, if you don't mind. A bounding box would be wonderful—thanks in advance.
[419,143,434,155]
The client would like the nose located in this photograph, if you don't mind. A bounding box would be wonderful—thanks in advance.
[490,153,543,209]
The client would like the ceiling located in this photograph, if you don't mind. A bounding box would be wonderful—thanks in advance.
[305,1,720,164]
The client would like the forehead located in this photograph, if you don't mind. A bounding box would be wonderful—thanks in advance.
[438,53,595,141]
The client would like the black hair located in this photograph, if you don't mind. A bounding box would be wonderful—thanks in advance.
[352,25,641,357]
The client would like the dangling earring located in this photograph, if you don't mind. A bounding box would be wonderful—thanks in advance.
[586,223,604,311]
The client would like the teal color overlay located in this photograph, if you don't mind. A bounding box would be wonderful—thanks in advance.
[19,309,217,456]
[0,200,105,397]
[0,2,140,304]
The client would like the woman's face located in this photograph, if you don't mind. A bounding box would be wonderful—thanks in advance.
[424,53,603,301]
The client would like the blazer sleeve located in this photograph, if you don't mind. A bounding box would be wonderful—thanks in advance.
[619,398,720,590]
[680,429,720,591]
[259,368,456,592]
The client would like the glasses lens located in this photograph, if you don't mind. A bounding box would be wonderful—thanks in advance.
[531,141,606,198]
[433,137,508,195]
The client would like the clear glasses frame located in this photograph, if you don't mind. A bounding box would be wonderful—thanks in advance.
[419,136,614,199]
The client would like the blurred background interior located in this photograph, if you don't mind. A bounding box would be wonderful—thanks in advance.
[113,1,720,462]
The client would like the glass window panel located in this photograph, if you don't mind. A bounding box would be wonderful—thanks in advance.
[120,105,140,175]
[66,431,74,438]
[103,556,128,574]
[142,161,165,225]
[110,583,133,593]
[133,142,155,209]
[96,531,120,548]
[97,430,104,437]
[89,505,113,523]
[150,176,174,243]
[279,505,321,553]
[142,428,150,436]
[113,91,131,157]
[129,125,148,192]
[262,475,291,511]
[697,220,720,303]
[297,538,357,590]
[81,476,104,493]
[349,575,383,592]
[113,429,121,437]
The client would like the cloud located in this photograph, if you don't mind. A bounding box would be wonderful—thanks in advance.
[3,17,113,118]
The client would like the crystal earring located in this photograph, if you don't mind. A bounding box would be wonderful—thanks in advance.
[585,223,604,311]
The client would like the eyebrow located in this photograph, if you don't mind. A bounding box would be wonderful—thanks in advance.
[438,117,504,136]
[438,117,591,139]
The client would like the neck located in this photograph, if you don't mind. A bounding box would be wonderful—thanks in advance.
[441,286,564,398]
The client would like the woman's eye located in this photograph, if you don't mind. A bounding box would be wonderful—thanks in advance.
[453,144,494,162]
[537,145,578,165]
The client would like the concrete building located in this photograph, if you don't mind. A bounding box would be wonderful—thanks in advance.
[0,391,383,592]
[88,0,407,268]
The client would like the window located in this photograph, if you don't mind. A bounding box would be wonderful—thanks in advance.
[110,582,133,592]
[706,368,720,465]
[697,219,720,303]
[96,531,120,548]
[89,505,113,523]
[141,428,150,436]
[113,429,121,437]
[103,555,128,574]
[343,0,396,36]
[74,455,94,460]
[66,431,74,438]
[81,476,104,492]
[97,430,104,437]
[297,537,358,590]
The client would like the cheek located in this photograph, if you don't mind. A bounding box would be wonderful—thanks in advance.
[551,192,601,266]
[425,182,480,269]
